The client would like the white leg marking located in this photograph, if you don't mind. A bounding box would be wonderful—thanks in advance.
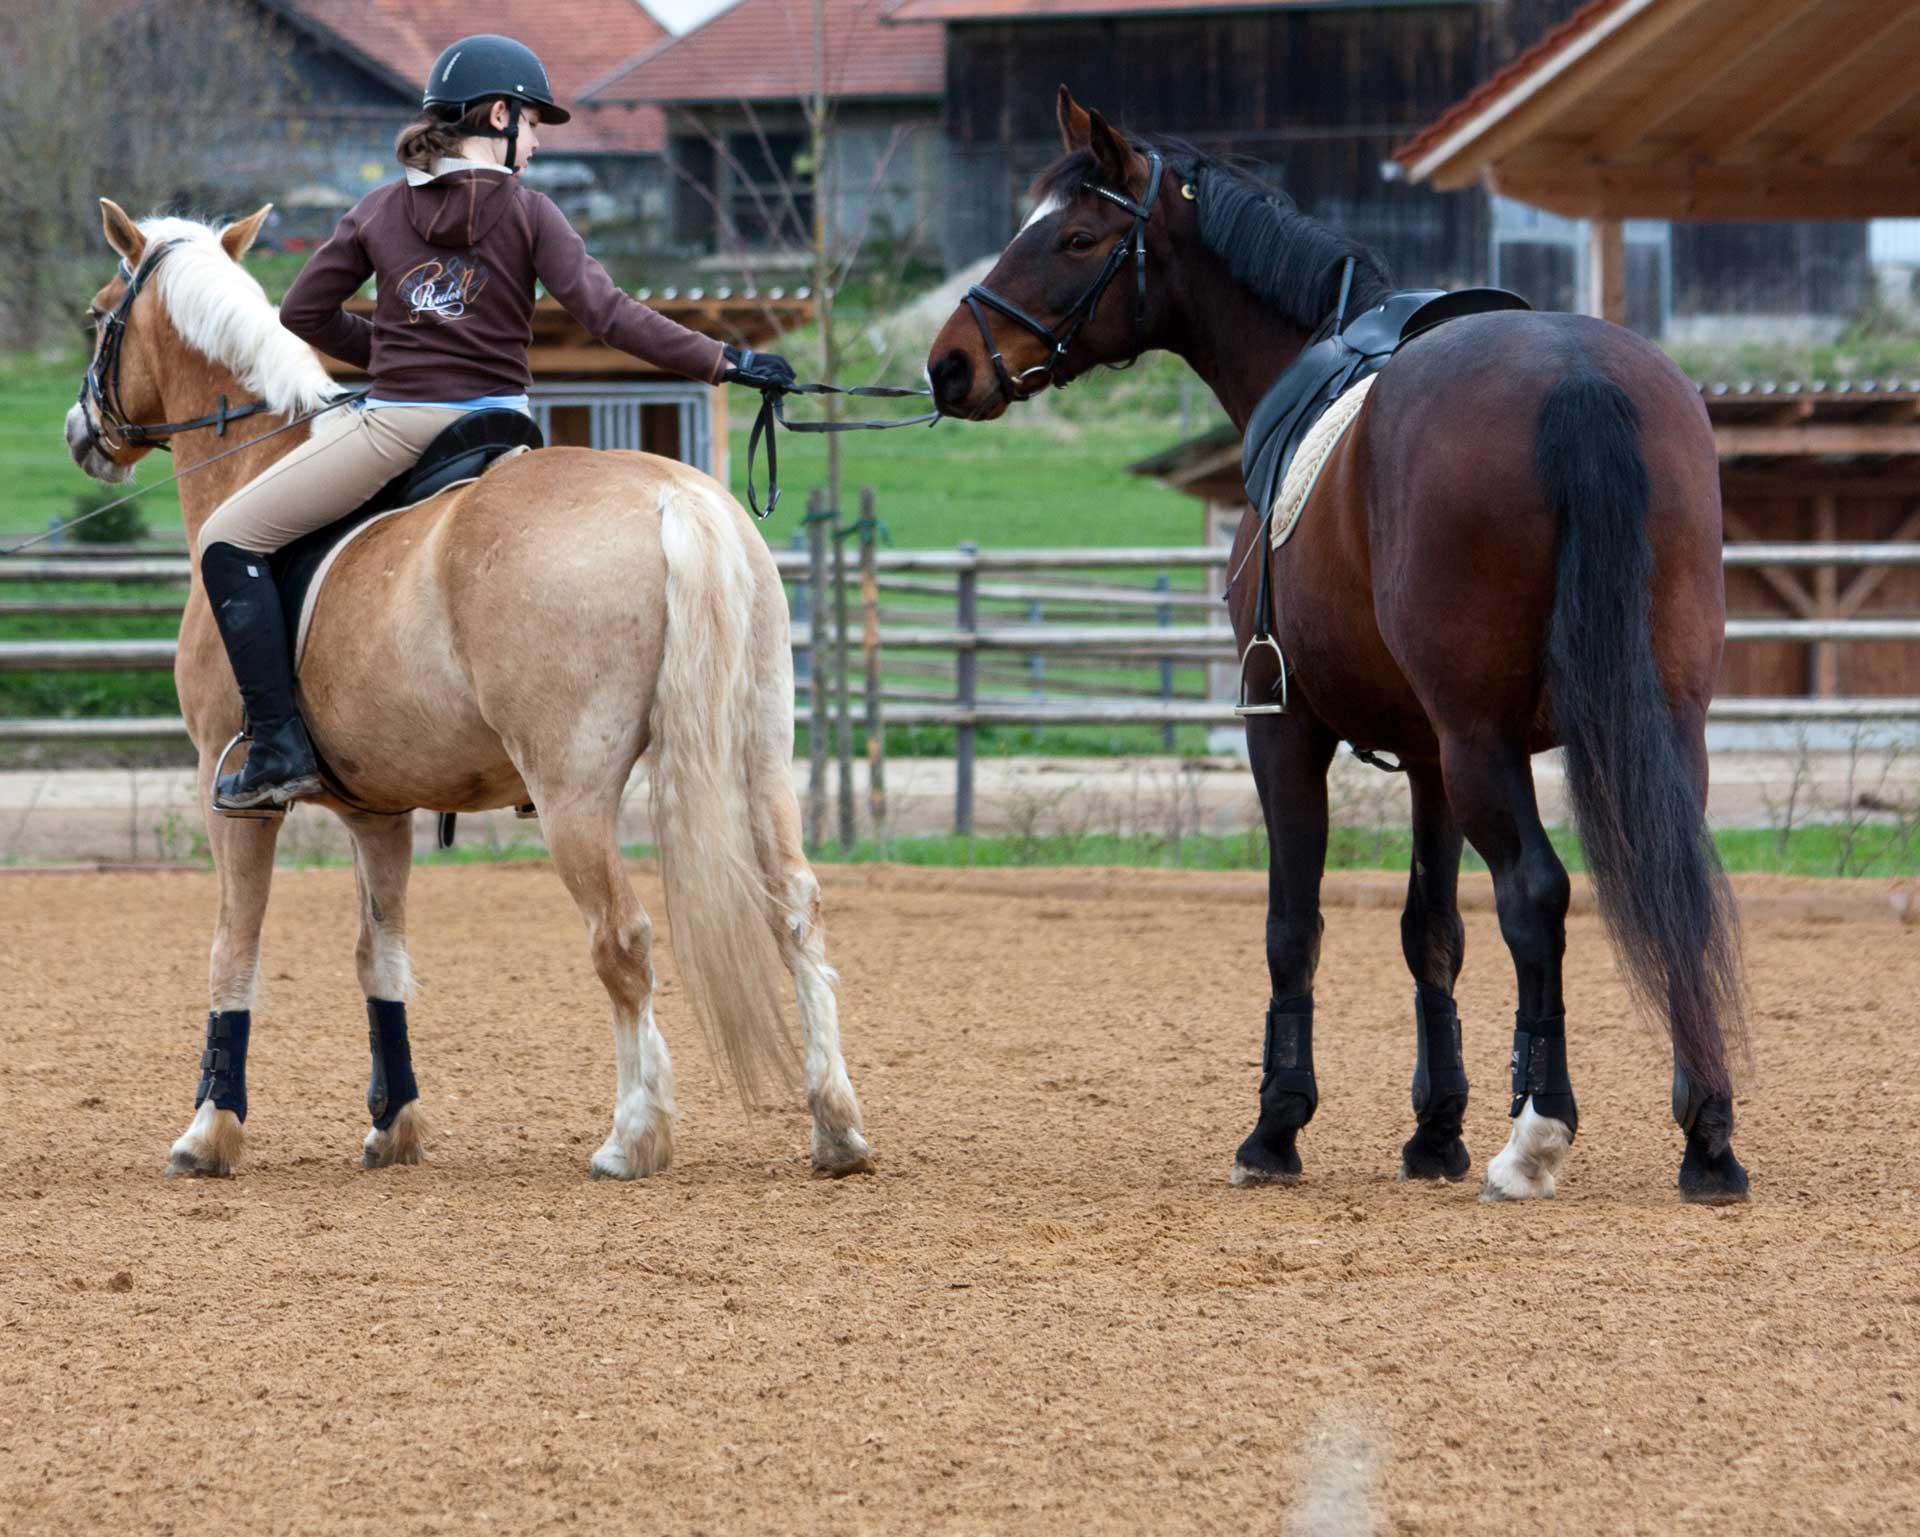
[1480,1096,1573,1203]
[591,999,676,1181]
[362,1101,430,1169]
[167,1099,244,1178]
[792,946,871,1176]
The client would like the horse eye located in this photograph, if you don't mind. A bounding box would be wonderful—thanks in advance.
[1065,231,1096,253]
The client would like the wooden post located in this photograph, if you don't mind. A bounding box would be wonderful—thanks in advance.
[1588,217,1627,325]
[806,490,830,848]
[1155,571,1175,751]
[831,496,855,850]
[1812,492,1840,698]
[859,487,887,851]
[955,541,978,837]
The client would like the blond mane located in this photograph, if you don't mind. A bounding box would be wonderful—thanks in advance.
[136,215,341,419]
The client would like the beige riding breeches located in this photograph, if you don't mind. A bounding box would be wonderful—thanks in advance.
[196,404,472,557]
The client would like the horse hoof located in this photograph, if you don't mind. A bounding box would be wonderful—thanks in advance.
[1398,1133,1471,1182]
[166,1106,243,1178]
[812,1126,874,1178]
[1229,1160,1300,1187]
[1678,1144,1749,1205]
[1480,1100,1570,1202]
[589,1129,671,1181]
[165,1147,232,1179]
[1229,1129,1303,1186]
[362,1103,428,1169]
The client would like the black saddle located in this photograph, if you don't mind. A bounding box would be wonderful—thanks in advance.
[1241,286,1530,518]
[270,407,544,659]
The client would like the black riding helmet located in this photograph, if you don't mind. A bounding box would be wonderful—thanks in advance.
[424,34,570,122]
[423,35,569,173]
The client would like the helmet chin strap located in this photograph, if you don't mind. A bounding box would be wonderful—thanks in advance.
[469,97,523,172]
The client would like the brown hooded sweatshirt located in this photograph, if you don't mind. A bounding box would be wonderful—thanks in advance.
[278,169,726,398]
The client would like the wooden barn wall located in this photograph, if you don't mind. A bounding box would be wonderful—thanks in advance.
[1720,486,1920,698]
[943,8,1478,278]
[938,2,1588,279]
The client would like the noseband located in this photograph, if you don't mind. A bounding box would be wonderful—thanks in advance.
[963,149,1166,403]
[78,239,271,452]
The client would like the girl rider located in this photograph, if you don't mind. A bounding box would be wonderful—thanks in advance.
[197,34,793,812]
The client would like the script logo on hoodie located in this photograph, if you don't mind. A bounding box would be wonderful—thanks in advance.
[399,256,490,324]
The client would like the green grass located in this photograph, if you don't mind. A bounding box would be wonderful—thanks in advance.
[367,821,1920,879]
[3,336,1219,757]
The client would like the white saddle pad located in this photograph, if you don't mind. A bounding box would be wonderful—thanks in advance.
[1269,372,1377,549]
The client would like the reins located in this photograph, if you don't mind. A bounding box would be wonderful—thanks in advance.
[6,390,366,556]
[742,378,938,518]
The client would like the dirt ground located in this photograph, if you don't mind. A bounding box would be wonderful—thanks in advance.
[2,862,1917,1536]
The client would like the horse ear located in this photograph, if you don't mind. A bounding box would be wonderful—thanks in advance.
[1086,108,1135,190]
[1057,85,1092,151]
[221,204,273,263]
[99,199,145,266]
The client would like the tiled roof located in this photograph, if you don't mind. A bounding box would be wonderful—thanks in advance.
[1389,0,1625,170]
[271,0,671,152]
[885,0,1354,19]
[585,0,944,106]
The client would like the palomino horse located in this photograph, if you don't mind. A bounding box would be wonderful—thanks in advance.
[66,200,872,1181]
[929,92,1748,1203]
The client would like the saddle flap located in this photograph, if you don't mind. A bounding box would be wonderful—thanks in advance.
[269,408,546,668]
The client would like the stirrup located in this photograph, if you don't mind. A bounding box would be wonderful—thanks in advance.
[1235,634,1289,717]
[209,730,290,822]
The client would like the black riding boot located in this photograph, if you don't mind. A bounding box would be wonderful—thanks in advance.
[200,542,323,812]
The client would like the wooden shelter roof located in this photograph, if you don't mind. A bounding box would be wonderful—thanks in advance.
[1131,385,1920,503]
[1388,0,1920,220]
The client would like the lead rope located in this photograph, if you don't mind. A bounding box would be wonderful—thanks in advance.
[743,379,939,518]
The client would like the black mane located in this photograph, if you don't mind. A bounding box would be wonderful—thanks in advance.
[1032,135,1392,331]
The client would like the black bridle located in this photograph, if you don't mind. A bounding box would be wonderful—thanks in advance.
[963,149,1166,403]
[77,238,273,452]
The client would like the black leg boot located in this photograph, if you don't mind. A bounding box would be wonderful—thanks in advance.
[200,542,323,812]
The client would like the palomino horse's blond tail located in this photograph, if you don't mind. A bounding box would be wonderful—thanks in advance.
[648,482,802,1107]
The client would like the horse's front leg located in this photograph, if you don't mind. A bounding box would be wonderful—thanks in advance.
[344,811,428,1168]
[1230,713,1337,1186]
[1397,763,1471,1182]
[168,757,283,1177]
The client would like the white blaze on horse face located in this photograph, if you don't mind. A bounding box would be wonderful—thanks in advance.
[1481,1097,1574,1202]
[1020,192,1065,234]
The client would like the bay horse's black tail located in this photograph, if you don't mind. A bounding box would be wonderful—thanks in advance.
[1537,370,1746,1100]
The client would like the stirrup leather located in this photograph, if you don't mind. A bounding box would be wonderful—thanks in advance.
[1235,633,1289,717]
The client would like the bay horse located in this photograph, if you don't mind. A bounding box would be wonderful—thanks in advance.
[66,200,872,1181]
[929,91,1749,1203]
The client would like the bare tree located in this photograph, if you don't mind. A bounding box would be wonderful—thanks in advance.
[0,0,299,347]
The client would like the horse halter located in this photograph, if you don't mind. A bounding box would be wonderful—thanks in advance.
[78,238,270,453]
[964,149,1167,403]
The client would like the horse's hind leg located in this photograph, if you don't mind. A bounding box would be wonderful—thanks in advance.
[1398,763,1471,1182]
[755,789,871,1176]
[538,795,675,1180]
[1439,735,1577,1202]
[168,761,282,1177]
[345,811,428,1169]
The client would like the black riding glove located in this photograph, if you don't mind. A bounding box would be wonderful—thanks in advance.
[722,344,796,390]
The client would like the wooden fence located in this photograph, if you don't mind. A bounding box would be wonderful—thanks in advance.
[6,531,1920,844]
